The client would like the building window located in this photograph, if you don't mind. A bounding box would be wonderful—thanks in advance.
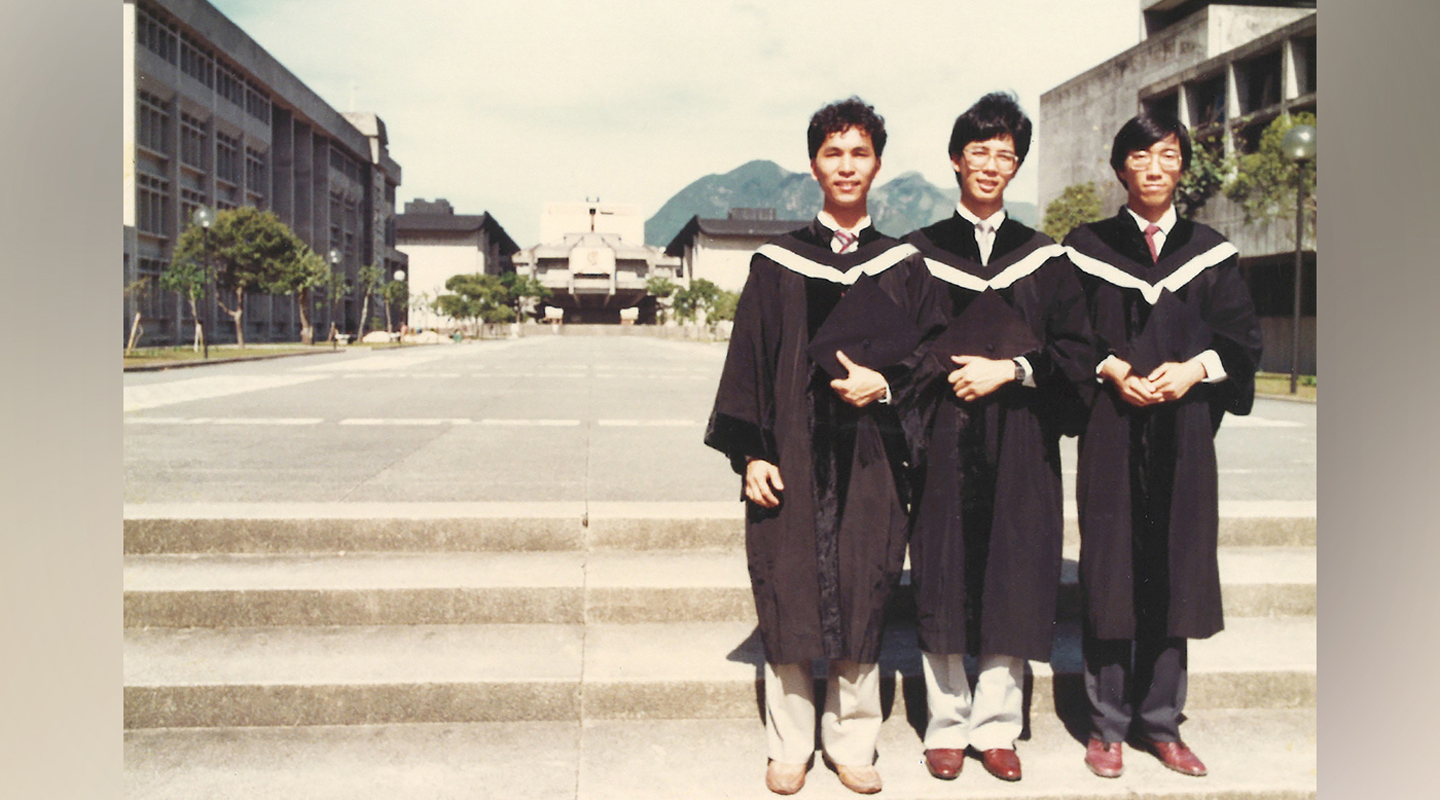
[245,80,271,125]
[1144,92,1180,124]
[180,112,208,170]
[216,132,241,185]
[1239,49,1283,115]
[137,257,171,321]
[245,147,268,198]
[180,188,206,227]
[137,6,178,65]
[137,172,171,237]
[137,91,170,156]
[1295,36,1316,96]
[1187,73,1226,129]
[329,148,363,184]
[179,33,215,89]
[217,64,246,109]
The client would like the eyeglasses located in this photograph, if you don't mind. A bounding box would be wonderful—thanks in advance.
[961,147,1018,173]
[1125,150,1183,170]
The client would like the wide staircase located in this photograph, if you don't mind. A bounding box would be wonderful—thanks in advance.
[123,500,1315,799]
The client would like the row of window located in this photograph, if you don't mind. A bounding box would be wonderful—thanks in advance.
[138,3,271,125]
[1144,35,1316,153]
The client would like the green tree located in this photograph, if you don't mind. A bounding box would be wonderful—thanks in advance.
[438,273,511,333]
[1225,112,1317,236]
[1175,133,1230,217]
[158,254,208,351]
[1040,182,1104,242]
[172,206,299,348]
[263,245,328,344]
[711,288,739,322]
[646,275,678,325]
[500,273,552,325]
[356,264,384,335]
[380,278,409,332]
[674,278,722,324]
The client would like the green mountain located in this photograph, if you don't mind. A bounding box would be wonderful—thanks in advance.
[645,160,1037,246]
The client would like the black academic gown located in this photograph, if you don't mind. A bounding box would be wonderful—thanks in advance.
[1064,210,1263,641]
[704,219,927,666]
[905,215,1096,661]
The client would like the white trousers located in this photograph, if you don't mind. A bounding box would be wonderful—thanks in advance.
[921,651,1024,751]
[765,660,882,766]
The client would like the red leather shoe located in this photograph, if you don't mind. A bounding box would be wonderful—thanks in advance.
[1084,739,1124,778]
[981,748,1021,781]
[924,748,965,780]
[1151,741,1207,777]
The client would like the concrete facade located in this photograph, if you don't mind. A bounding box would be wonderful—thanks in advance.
[123,0,408,345]
[394,199,519,331]
[664,210,805,294]
[1038,1,1316,374]
[512,203,682,324]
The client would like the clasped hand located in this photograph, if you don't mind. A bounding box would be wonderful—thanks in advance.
[947,355,1014,402]
[1101,357,1205,406]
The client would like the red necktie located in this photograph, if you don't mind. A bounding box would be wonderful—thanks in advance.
[1144,224,1161,263]
[833,230,858,254]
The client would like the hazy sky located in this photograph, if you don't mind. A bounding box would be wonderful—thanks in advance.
[210,0,1144,245]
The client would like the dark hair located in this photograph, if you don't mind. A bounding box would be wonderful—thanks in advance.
[807,97,887,159]
[1110,112,1193,182]
[948,92,1032,165]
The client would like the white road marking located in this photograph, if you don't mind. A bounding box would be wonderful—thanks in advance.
[295,352,447,372]
[480,418,581,427]
[339,418,460,426]
[211,418,323,426]
[1223,416,1306,428]
[123,374,327,412]
[597,420,700,427]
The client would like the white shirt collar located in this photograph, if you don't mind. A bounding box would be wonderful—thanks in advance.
[817,210,872,238]
[1124,203,1177,235]
[956,202,1006,232]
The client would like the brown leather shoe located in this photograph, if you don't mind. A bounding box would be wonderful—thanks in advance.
[981,748,1021,781]
[1084,739,1124,778]
[765,760,807,795]
[1151,741,1207,776]
[834,763,882,794]
[924,748,965,780]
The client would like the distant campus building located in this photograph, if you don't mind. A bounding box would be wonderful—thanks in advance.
[123,0,408,345]
[394,199,519,331]
[1039,0,1317,373]
[665,208,803,294]
[511,202,682,324]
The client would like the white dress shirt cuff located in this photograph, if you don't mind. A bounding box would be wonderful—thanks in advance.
[1014,356,1036,388]
[1194,349,1227,383]
[1095,354,1121,383]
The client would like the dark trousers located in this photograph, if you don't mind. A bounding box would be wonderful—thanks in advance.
[1082,629,1187,744]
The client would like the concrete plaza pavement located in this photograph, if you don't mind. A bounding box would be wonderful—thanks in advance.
[123,333,1315,507]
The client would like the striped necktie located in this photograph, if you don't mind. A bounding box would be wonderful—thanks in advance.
[833,229,858,254]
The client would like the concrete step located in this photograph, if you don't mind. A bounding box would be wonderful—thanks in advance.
[124,547,1314,628]
[124,616,1315,729]
[123,707,1316,799]
[123,501,1316,554]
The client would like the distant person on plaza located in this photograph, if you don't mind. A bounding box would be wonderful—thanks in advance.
[1063,112,1262,779]
[901,91,1095,784]
[704,97,928,796]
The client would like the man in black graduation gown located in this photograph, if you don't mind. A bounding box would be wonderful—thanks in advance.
[704,97,927,796]
[902,92,1095,783]
[1063,112,1262,779]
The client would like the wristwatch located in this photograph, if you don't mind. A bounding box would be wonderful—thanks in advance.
[1013,359,1026,383]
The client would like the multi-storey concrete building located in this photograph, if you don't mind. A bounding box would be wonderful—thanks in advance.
[123,0,407,345]
[665,208,805,294]
[394,199,519,331]
[1039,0,1316,373]
[511,202,682,324]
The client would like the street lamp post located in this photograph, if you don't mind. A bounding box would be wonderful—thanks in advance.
[1281,123,1317,394]
[392,269,407,337]
[328,248,342,350]
[193,206,216,359]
